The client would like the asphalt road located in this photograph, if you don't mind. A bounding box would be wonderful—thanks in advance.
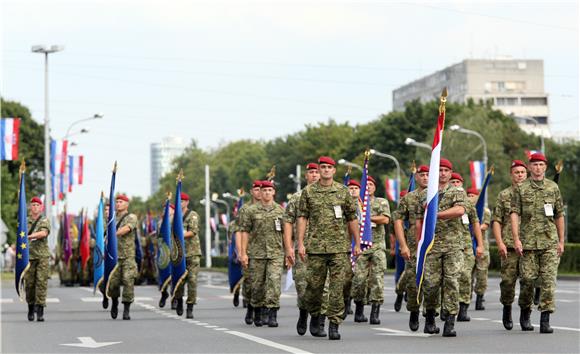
[2,272,579,354]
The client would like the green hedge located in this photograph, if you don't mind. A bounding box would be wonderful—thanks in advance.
[489,243,580,273]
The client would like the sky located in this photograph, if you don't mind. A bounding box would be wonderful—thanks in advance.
[1,0,578,214]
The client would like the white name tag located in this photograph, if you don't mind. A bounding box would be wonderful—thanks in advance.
[371,222,377,228]
[274,218,282,231]
[334,205,343,219]
[461,214,470,225]
[544,204,554,217]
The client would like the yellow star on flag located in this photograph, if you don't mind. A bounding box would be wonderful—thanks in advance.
[17,254,22,259]
[20,243,27,250]
[19,231,25,237]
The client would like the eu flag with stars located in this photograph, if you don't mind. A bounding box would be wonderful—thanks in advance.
[15,163,30,298]
[93,194,105,294]
[157,197,172,292]
[170,173,188,299]
[105,163,118,298]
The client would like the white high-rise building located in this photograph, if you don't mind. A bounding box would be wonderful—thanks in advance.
[150,136,187,194]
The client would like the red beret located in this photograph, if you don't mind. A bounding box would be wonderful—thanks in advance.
[169,204,175,210]
[511,160,527,170]
[116,194,129,202]
[260,180,275,189]
[318,156,336,166]
[347,180,361,188]
[306,163,319,170]
[440,158,453,170]
[450,172,464,182]
[466,187,480,196]
[30,197,43,205]
[529,153,547,163]
[400,190,408,198]
[367,176,377,186]
[252,180,262,188]
[180,192,190,201]
[417,165,430,173]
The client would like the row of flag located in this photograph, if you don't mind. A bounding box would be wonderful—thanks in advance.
[50,139,84,203]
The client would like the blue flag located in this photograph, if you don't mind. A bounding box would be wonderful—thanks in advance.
[358,153,373,249]
[105,163,118,298]
[15,165,30,298]
[171,176,187,299]
[93,195,105,294]
[228,197,243,293]
[470,169,493,255]
[157,198,172,292]
[135,229,143,272]
[395,168,416,283]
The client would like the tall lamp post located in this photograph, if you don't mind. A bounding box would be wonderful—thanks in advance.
[405,137,431,151]
[32,44,64,221]
[512,116,545,154]
[338,159,363,171]
[369,149,401,198]
[64,114,103,139]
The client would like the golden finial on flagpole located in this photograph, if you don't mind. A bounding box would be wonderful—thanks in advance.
[364,149,371,160]
[166,191,172,200]
[410,160,417,174]
[112,161,118,173]
[439,87,448,115]
[238,187,245,197]
[177,169,184,182]
[266,165,276,181]
[555,160,564,173]
[489,165,495,176]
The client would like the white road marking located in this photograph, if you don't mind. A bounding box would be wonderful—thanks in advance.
[60,336,121,349]
[0,299,14,303]
[373,327,433,337]
[46,298,60,303]
[202,284,229,290]
[471,317,491,321]
[214,327,229,331]
[225,330,313,354]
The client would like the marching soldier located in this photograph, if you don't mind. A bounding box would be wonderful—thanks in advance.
[173,193,201,319]
[510,153,565,333]
[351,176,390,325]
[492,159,528,330]
[297,156,361,340]
[24,197,51,322]
[108,194,139,320]
[467,187,491,310]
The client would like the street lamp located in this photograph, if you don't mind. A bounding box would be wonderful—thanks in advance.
[64,114,103,139]
[369,149,401,200]
[338,159,363,171]
[512,116,545,154]
[32,44,64,221]
[405,137,431,151]
[288,164,302,192]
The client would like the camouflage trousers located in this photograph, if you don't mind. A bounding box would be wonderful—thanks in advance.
[473,251,490,295]
[174,256,201,304]
[108,258,138,303]
[520,248,560,313]
[396,256,420,312]
[351,248,387,304]
[500,249,520,306]
[25,258,50,306]
[458,248,475,304]
[242,263,252,304]
[250,257,283,308]
[293,250,330,311]
[423,249,462,315]
[304,253,350,325]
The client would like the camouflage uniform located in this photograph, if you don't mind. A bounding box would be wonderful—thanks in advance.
[511,178,564,313]
[108,211,139,303]
[298,181,358,325]
[351,197,390,304]
[25,215,51,307]
[458,200,478,304]
[174,209,202,304]
[473,208,491,296]
[418,185,466,316]
[240,202,285,309]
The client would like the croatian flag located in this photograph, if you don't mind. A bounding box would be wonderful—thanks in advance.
[416,90,447,294]
[1,118,20,161]
[385,177,400,203]
[525,149,540,160]
[68,155,84,191]
[469,160,485,189]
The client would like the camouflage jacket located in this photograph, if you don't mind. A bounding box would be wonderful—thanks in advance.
[116,211,138,259]
[284,190,313,250]
[28,215,51,259]
[511,178,564,250]
[297,181,358,254]
[368,196,391,250]
[393,188,424,253]
[239,202,285,259]
[183,209,201,257]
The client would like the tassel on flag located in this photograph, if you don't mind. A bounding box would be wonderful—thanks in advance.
[1,118,20,161]
[469,160,485,189]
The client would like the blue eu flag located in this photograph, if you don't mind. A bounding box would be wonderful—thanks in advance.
[170,173,188,299]
[105,162,118,297]
[15,163,30,298]
[157,198,172,292]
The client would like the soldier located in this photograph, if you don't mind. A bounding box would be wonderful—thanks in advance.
[173,193,201,319]
[492,159,527,330]
[24,197,51,322]
[417,158,483,337]
[393,165,429,331]
[510,152,565,333]
[239,180,285,327]
[283,162,322,335]
[466,187,491,310]
[351,176,390,325]
[297,156,361,340]
[108,194,139,320]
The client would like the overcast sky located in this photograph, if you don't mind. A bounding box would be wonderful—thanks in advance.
[1,0,578,213]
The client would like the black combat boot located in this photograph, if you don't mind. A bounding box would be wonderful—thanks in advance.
[102,296,109,309]
[176,297,184,316]
[409,311,420,332]
[318,315,327,337]
[394,294,403,312]
[233,291,240,307]
[442,315,457,337]
[171,298,177,310]
[159,291,168,308]
[309,315,326,337]
[540,312,553,333]
[186,304,194,319]
[245,304,254,325]
[354,301,368,322]
[457,303,471,322]
[36,305,44,322]
[262,307,269,324]
[268,308,279,328]
[111,298,119,319]
[122,302,131,320]
[297,308,308,335]
[440,309,448,322]
[342,297,350,319]
[520,307,534,331]
[253,307,263,327]
[533,287,541,305]
[502,305,513,330]
[424,309,440,334]
[370,303,381,325]
[346,298,353,315]
[27,304,35,321]
[328,322,341,340]
[242,299,247,309]
[475,294,485,310]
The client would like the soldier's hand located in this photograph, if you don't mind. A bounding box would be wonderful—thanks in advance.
[476,245,484,259]
[298,244,306,262]
[353,245,361,258]
[514,239,523,256]
[285,250,295,267]
[557,242,565,256]
[400,246,411,261]
[239,254,249,269]
[497,242,508,259]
